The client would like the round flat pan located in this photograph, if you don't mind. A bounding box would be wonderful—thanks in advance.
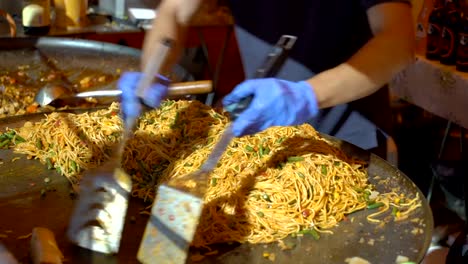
[0,109,433,264]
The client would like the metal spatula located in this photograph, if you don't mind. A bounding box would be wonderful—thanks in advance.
[137,35,297,264]
[67,38,176,254]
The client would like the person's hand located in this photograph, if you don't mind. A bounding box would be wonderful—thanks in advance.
[118,72,169,120]
[222,78,319,137]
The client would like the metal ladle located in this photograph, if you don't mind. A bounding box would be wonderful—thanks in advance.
[34,80,213,107]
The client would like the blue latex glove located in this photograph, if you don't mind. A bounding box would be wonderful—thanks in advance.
[222,78,319,137]
[118,72,169,121]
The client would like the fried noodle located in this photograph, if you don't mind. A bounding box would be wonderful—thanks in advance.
[7,100,421,247]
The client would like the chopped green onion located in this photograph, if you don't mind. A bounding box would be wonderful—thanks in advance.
[298,229,320,240]
[354,187,364,193]
[36,139,43,149]
[211,178,218,187]
[0,139,10,148]
[256,211,264,217]
[245,145,254,152]
[259,145,264,157]
[321,165,327,175]
[4,131,15,139]
[46,158,53,170]
[14,135,26,143]
[71,160,77,172]
[207,137,214,144]
[287,156,304,162]
[296,172,305,178]
[367,202,384,209]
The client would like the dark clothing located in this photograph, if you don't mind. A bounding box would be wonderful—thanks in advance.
[227,0,410,151]
[229,0,410,72]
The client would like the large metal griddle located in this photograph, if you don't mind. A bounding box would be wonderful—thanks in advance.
[0,37,192,82]
[0,37,433,263]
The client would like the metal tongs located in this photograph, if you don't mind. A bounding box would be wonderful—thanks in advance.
[137,35,298,264]
[67,38,175,254]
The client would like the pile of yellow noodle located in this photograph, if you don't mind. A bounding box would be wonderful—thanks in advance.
[10,100,421,247]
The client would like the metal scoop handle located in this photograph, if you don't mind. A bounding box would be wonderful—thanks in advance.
[75,80,213,98]
[224,35,297,120]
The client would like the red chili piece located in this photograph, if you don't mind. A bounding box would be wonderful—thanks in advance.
[302,209,311,218]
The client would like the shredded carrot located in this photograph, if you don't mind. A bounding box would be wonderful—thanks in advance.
[26,104,38,113]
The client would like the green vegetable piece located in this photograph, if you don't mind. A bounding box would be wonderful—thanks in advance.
[0,139,10,148]
[298,229,320,240]
[354,187,364,193]
[14,135,26,143]
[245,145,254,152]
[309,229,320,240]
[367,202,384,209]
[211,178,218,187]
[275,137,284,144]
[296,172,305,178]
[321,165,327,175]
[287,156,304,162]
[36,138,43,149]
[284,240,296,249]
[46,158,53,170]
[262,193,272,202]
[5,131,15,139]
[334,161,341,166]
[256,211,265,217]
[71,160,78,172]
[170,112,180,128]
[259,145,264,157]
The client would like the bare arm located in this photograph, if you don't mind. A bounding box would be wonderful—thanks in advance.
[141,0,203,75]
[306,2,415,108]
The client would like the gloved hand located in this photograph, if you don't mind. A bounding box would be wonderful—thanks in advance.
[222,78,319,137]
[118,72,169,121]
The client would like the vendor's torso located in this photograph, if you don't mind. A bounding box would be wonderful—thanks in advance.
[228,0,372,74]
[227,0,398,150]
